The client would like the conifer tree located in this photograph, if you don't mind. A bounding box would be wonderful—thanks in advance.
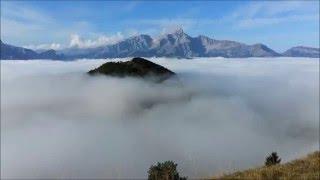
[265,152,281,166]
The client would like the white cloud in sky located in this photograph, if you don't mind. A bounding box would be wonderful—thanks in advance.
[1,3,55,42]
[0,2,95,46]
[1,2,54,25]
[23,33,125,50]
[1,18,43,41]
[68,33,124,49]
[124,1,319,36]
[23,43,63,51]
[229,1,319,29]
[237,14,318,29]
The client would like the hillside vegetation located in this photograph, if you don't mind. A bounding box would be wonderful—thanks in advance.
[217,151,319,179]
[87,57,176,82]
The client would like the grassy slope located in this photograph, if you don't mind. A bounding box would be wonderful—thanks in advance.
[216,151,319,179]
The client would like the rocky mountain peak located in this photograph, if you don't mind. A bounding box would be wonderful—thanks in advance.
[171,28,184,36]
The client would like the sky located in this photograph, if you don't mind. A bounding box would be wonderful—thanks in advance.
[0,0,319,52]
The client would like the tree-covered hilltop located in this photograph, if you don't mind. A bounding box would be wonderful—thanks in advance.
[88,57,176,82]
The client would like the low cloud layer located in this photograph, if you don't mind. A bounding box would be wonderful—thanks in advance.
[1,58,319,178]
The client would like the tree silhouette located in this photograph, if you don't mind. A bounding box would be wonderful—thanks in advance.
[148,161,187,180]
[265,152,281,166]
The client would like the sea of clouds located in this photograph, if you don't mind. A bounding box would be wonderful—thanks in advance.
[1,57,319,178]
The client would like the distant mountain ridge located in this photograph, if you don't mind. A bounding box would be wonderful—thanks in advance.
[283,46,320,58]
[1,40,63,60]
[1,29,319,60]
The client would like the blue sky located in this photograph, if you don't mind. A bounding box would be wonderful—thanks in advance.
[1,0,319,52]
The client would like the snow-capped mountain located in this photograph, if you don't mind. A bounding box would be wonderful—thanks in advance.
[1,29,319,60]
[60,28,280,59]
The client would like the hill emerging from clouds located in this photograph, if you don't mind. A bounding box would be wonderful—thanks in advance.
[1,29,319,60]
[88,57,176,82]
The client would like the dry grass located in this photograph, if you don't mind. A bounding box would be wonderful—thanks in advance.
[214,151,319,180]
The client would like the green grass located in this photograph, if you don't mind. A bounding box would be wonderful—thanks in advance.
[215,151,320,180]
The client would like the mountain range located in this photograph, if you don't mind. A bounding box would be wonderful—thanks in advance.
[1,29,319,60]
[1,40,64,60]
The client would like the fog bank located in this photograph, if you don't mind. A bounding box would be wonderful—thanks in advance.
[1,57,319,178]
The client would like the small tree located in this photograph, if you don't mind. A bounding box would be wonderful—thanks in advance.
[148,161,187,180]
[265,152,281,166]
